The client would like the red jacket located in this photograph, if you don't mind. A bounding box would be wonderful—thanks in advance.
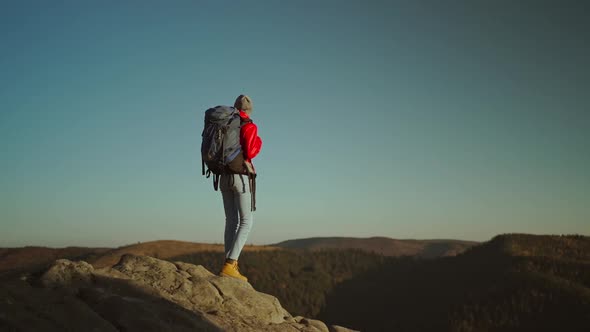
[238,110,262,163]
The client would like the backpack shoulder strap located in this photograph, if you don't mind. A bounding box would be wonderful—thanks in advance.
[240,117,253,125]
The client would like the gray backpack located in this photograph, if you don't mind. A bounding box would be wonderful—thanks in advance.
[201,106,252,189]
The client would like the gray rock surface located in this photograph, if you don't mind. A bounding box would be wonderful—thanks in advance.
[0,254,356,332]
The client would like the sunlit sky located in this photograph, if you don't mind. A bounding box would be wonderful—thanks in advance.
[1,1,588,248]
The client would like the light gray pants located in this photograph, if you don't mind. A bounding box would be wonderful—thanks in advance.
[220,173,254,260]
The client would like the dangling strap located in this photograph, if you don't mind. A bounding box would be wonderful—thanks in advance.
[252,174,256,211]
[213,173,220,191]
[248,173,257,211]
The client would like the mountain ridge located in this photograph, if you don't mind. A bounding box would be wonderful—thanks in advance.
[1,236,477,274]
[0,240,280,274]
[272,236,479,258]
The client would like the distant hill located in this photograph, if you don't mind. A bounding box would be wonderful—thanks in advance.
[0,236,476,275]
[0,240,280,275]
[272,237,478,258]
[86,240,280,268]
[465,233,590,261]
[0,246,111,275]
[318,233,590,332]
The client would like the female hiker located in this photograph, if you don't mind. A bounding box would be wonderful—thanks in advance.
[218,94,262,282]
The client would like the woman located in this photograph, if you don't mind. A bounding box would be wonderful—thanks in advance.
[218,94,262,282]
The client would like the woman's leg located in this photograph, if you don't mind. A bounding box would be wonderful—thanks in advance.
[227,174,254,260]
[220,176,239,258]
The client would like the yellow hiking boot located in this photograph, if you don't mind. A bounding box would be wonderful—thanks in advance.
[219,259,248,282]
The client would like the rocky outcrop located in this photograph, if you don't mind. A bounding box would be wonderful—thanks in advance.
[0,254,358,332]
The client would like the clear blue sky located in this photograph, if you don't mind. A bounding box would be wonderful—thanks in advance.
[1,1,588,248]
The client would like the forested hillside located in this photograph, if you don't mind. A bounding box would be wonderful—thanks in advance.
[273,237,477,257]
[318,234,590,332]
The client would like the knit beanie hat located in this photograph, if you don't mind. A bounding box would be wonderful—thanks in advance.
[234,94,253,112]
